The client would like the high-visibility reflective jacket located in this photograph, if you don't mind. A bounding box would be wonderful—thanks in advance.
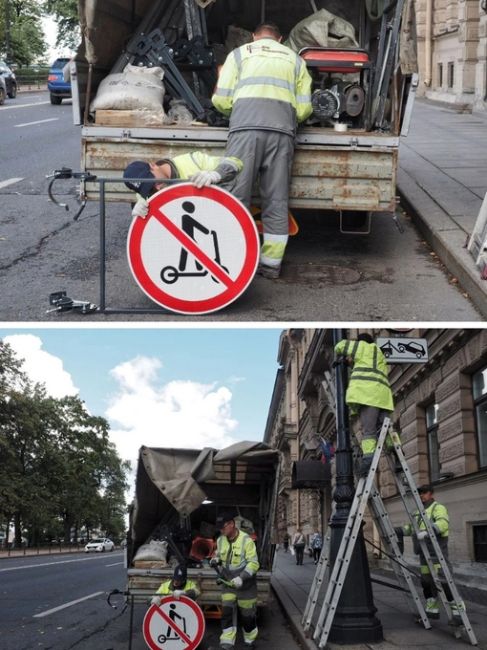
[156,578,200,600]
[216,529,260,580]
[212,38,312,136]
[402,498,449,564]
[162,151,243,183]
[334,339,394,412]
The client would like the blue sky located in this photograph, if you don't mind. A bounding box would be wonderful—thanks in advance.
[0,328,282,466]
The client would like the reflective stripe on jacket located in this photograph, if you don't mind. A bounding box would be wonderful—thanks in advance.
[217,529,260,579]
[212,38,312,136]
[334,339,394,412]
[402,499,449,564]
[165,151,243,184]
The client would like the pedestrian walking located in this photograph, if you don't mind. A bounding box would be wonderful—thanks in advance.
[311,531,323,564]
[123,152,243,218]
[283,532,290,553]
[395,484,465,620]
[210,512,259,650]
[334,333,394,477]
[212,22,312,279]
[292,529,306,566]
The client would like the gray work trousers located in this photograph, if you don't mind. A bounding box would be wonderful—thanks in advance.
[225,129,295,236]
[359,406,386,451]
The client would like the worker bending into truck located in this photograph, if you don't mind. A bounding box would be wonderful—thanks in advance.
[334,333,394,477]
[211,512,260,650]
[150,564,200,605]
[123,151,243,218]
[212,22,312,279]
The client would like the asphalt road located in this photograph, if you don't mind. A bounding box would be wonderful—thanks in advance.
[0,91,481,321]
[0,552,300,650]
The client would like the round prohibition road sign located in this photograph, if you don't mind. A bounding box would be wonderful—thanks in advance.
[143,595,205,650]
[127,183,260,315]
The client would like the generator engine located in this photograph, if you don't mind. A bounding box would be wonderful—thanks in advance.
[301,47,370,127]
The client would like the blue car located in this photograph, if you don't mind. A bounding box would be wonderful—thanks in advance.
[47,57,71,105]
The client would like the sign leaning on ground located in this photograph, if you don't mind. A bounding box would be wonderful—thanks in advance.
[376,337,429,363]
[143,595,206,650]
[127,183,260,315]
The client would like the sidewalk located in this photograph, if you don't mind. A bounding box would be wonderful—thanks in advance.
[397,99,487,318]
[271,550,487,650]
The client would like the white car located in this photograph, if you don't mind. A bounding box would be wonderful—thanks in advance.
[84,538,115,553]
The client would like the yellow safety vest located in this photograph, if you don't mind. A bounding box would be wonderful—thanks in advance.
[217,529,260,578]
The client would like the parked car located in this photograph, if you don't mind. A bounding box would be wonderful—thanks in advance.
[0,60,17,98]
[84,537,115,552]
[47,57,71,105]
[0,75,5,105]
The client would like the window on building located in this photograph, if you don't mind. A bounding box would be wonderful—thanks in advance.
[448,62,454,88]
[426,403,440,482]
[473,523,487,562]
[438,63,443,88]
[473,366,487,467]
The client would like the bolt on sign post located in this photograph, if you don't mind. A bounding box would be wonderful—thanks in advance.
[127,183,260,315]
[143,595,206,650]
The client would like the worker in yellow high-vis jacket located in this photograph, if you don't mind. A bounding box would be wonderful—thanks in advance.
[123,152,243,218]
[212,22,312,279]
[210,512,260,650]
[150,564,200,605]
[334,333,394,477]
[394,484,465,620]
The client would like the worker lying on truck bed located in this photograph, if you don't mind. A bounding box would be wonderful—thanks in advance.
[211,511,260,650]
[123,152,243,219]
[212,22,312,279]
[150,564,200,605]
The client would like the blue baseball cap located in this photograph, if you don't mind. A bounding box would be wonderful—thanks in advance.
[123,160,156,198]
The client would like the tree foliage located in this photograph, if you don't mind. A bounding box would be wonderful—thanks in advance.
[43,0,80,51]
[0,0,47,64]
[0,340,128,546]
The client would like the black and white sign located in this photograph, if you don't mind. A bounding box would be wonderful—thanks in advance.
[377,337,429,363]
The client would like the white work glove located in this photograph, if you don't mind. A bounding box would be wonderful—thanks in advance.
[151,595,161,606]
[230,576,243,589]
[132,197,149,218]
[416,530,428,541]
[190,170,222,188]
[172,590,183,598]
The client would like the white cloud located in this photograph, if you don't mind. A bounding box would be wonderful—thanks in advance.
[106,355,238,464]
[3,334,79,398]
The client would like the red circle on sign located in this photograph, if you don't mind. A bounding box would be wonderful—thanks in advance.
[127,183,259,315]
[143,595,205,650]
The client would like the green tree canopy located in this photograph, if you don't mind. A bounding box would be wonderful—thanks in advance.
[0,0,47,64]
[43,0,80,51]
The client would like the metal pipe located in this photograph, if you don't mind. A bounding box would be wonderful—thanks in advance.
[424,0,433,86]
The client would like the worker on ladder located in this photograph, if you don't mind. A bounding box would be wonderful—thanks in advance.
[334,333,394,476]
[395,484,465,620]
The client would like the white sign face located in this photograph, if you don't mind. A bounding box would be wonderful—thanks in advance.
[143,596,205,650]
[127,183,259,315]
[376,338,429,363]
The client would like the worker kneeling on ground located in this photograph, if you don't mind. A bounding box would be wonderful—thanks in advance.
[211,511,260,650]
[334,333,394,477]
[151,563,200,605]
[394,484,465,620]
[123,152,243,218]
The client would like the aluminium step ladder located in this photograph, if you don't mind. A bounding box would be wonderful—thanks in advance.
[302,417,478,648]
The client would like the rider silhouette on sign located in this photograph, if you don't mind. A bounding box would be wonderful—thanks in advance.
[179,202,209,272]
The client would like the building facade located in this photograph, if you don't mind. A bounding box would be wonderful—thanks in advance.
[414,0,487,110]
[265,328,487,581]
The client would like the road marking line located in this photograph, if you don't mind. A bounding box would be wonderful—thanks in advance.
[0,553,123,572]
[0,101,50,110]
[106,561,123,567]
[0,177,24,189]
[33,591,104,618]
[15,117,59,128]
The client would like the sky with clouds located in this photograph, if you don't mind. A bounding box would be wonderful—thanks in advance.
[0,328,282,473]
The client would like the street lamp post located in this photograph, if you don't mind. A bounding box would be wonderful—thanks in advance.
[328,328,382,643]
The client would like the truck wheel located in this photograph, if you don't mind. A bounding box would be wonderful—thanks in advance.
[50,94,62,105]
[8,83,17,99]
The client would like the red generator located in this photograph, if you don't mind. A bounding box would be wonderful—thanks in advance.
[299,47,371,125]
